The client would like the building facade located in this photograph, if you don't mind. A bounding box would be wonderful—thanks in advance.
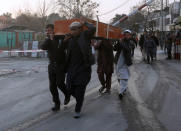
[147,1,181,32]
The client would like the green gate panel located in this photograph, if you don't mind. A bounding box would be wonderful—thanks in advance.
[18,32,33,43]
[0,31,34,49]
[0,31,16,48]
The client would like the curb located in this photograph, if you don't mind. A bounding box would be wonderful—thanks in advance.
[0,69,17,77]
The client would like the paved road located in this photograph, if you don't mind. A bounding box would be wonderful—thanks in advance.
[0,57,103,131]
[0,49,181,131]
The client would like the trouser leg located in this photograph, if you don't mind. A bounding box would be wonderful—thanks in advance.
[147,49,150,63]
[150,49,154,61]
[74,85,86,113]
[168,52,172,59]
[119,79,128,94]
[132,48,135,57]
[105,73,112,90]
[57,72,69,97]
[168,49,172,59]
[98,72,106,88]
[48,65,60,104]
[155,47,157,59]
[167,45,172,59]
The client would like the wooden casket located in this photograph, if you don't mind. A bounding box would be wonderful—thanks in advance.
[54,18,123,39]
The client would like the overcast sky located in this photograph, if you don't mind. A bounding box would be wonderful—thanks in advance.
[0,0,177,23]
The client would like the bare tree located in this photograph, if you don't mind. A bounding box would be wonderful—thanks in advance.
[111,13,145,32]
[111,0,162,32]
[56,0,99,19]
[111,14,127,28]
[37,0,56,30]
[15,11,45,32]
[38,0,49,18]
[139,0,161,31]
[47,13,66,24]
[0,12,13,27]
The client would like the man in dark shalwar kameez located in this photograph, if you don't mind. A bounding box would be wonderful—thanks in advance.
[64,19,96,118]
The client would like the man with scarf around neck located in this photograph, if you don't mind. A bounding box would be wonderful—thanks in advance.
[114,30,133,100]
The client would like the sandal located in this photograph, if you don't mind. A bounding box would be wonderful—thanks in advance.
[99,87,105,93]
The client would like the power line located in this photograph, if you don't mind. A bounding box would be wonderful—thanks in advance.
[98,0,131,16]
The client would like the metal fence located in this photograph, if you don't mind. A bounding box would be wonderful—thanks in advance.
[0,31,34,50]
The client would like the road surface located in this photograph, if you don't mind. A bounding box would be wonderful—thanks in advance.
[0,49,180,131]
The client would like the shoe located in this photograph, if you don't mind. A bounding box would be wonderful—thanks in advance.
[51,104,60,111]
[104,89,111,94]
[99,87,105,93]
[119,93,123,100]
[73,112,81,119]
[64,95,70,105]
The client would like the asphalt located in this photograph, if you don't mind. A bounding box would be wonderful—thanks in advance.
[0,49,181,131]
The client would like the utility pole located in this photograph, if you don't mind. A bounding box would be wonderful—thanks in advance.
[161,0,164,49]
[180,0,181,16]
[166,0,169,7]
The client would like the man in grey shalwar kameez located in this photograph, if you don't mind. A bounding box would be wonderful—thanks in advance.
[116,51,130,94]
[114,30,132,100]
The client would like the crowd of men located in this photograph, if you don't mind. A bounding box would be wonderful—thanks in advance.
[139,30,181,62]
[164,31,181,59]
[41,17,180,119]
[139,31,159,63]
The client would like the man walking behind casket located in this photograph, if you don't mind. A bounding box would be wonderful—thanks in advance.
[93,40,114,94]
[64,18,96,118]
[114,30,132,100]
